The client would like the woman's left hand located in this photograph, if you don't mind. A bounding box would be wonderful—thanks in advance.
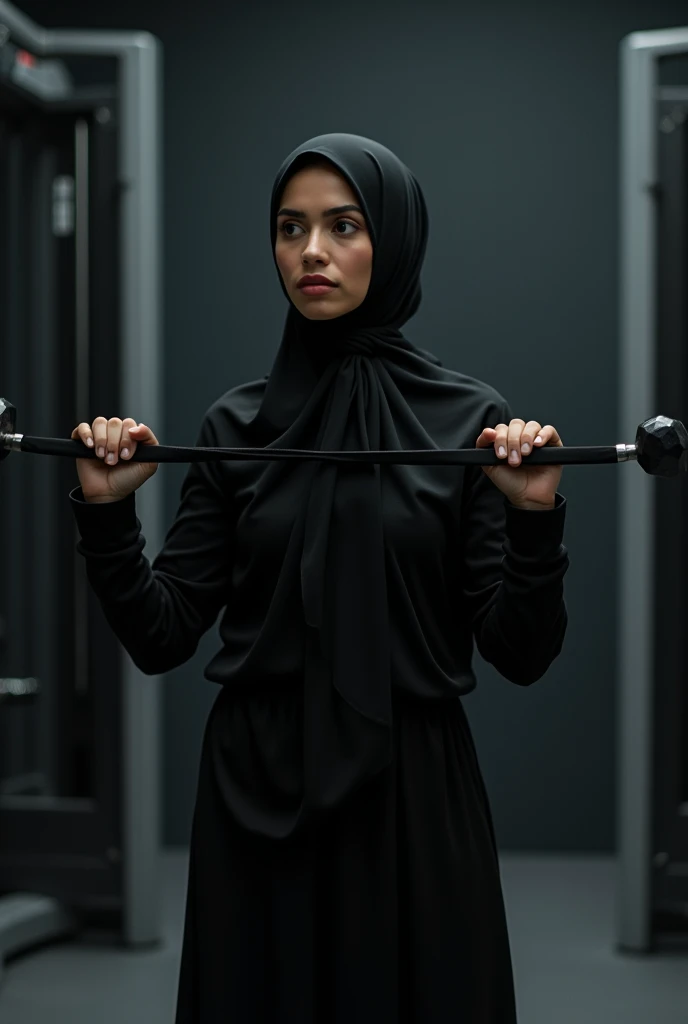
[475,419,563,510]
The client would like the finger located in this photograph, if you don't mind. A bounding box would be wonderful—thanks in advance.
[507,419,526,465]
[105,417,123,465]
[119,417,138,459]
[475,427,497,448]
[71,422,94,448]
[492,423,509,460]
[92,416,108,459]
[130,423,160,446]
[535,425,563,447]
[520,421,542,455]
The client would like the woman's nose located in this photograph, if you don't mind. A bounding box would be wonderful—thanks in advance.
[301,229,327,255]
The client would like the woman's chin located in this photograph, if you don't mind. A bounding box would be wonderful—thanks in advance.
[295,299,344,321]
[290,289,367,321]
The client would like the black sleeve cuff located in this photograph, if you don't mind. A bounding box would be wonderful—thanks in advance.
[69,486,140,549]
[504,492,566,556]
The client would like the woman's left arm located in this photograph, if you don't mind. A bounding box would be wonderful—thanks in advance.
[458,403,570,686]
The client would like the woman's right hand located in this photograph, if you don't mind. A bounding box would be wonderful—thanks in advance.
[71,416,160,503]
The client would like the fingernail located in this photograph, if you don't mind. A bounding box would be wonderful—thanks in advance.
[97,447,105,458]
[121,448,129,458]
[535,436,543,444]
[106,453,115,464]
[498,446,506,457]
[86,438,94,447]
[521,443,530,454]
[510,450,519,463]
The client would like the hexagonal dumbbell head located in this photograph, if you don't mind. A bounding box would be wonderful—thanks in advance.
[635,415,688,478]
[0,397,16,462]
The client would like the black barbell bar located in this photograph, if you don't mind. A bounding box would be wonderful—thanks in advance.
[1,397,687,478]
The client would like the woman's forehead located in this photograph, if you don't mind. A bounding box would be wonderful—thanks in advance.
[276,165,367,229]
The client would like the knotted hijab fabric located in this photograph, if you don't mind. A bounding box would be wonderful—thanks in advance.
[246,133,450,828]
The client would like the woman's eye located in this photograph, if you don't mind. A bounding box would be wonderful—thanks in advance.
[281,220,358,237]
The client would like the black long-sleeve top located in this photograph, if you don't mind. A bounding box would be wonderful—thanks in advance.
[69,377,569,697]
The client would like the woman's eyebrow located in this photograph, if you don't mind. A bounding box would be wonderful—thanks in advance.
[277,204,363,219]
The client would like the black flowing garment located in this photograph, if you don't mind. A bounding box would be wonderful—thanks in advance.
[249,132,469,836]
[70,133,570,1022]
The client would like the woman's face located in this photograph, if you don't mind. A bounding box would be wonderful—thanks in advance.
[275,162,373,320]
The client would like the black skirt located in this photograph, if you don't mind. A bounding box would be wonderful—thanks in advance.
[175,683,518,1023]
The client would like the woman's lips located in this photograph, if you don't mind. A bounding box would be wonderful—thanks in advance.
[300,284,336,296]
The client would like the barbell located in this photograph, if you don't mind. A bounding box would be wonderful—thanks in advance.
[1,396,687,476]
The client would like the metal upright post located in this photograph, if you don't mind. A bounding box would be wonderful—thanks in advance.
[617,25,688,954]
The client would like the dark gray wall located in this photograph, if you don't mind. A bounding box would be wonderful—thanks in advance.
[20,0,688,850]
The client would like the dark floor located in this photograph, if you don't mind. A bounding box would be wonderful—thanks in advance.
[1,852,686,1023]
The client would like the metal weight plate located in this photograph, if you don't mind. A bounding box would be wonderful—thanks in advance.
[0,397,16,462]
[636,415,688,478]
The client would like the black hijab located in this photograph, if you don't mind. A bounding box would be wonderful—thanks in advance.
[249,133,450,826]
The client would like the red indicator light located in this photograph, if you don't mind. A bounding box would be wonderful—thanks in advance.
[16,50,37,68]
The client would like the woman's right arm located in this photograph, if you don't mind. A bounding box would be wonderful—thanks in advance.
[70,412,233,676]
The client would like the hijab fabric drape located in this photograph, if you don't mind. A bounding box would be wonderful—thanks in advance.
[248,133,446,832]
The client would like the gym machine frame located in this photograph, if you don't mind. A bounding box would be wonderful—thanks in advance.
[618,24,688,952]
[0,0,162,976]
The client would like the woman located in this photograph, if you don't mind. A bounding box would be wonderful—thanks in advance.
[70,133,569,1023]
